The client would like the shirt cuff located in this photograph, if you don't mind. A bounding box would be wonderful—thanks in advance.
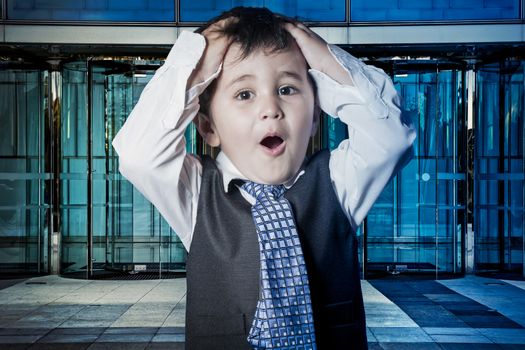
[160,31,218,130]
[165,30,206,68]
[186,63,222,107]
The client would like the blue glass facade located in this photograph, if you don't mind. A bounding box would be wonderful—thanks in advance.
[4,0,522,22]
[351,0,520,22]
[7,0,175,21]
[59,61,189,277]
[179,0,346,22]
[475,61,524,273]
[0,68,49,274]
[365,65,467,276]
[1,57,524,278]
[0,1,524,279]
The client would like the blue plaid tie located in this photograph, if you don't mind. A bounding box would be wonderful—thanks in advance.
[242,181,317,349]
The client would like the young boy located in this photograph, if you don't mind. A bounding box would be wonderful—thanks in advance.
[112,7,416,350]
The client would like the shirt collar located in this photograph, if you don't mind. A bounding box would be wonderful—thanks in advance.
[215,151,306,192]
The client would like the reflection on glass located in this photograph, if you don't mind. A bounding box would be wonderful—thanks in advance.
[180,0,345,22]
[351,0,520,22]
[60,62,88,274]
[366,64,466,276]
[61,60,191,277]
[7,0,174,21]
[0,68,48,274]
[475,61,524,273]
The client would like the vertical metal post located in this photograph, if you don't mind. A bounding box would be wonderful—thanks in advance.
[467,66,477,274]
[37,70,43,274]
[104,73,110,272]
[87,58,93,279]
[435,65,439,280]
[449,70,454,274]
[1,0,7,20]
[48,67,61,275]
[497,61,506,272]
[346,0,350,24]
[522,61,525,278]
[465,68,475,274]
[174,0,179,24]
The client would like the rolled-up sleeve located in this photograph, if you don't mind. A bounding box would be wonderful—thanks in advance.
[309,44,417,231]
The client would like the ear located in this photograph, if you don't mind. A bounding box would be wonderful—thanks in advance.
[194,112,221,147]
[310,102,321,137]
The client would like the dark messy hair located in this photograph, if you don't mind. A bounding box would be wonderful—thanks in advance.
[195,7,303,117]
[195,7,297,60]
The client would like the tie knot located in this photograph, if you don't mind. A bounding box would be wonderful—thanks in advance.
[242,181,286,202]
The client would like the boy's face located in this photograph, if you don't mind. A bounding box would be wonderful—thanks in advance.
[206,42,317,185]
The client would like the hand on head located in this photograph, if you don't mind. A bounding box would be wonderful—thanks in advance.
[284,22,354,86]
[188,17,237,88]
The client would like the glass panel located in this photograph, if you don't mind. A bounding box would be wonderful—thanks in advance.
[0,68,49,275]
[60,59,193,277]
[61,62,88,275]
[98,61,189,276]
[351,0,520,22]
[7,0,174,21]
[366,64,466,277]
[475,60,525,275]
[180,0,345,22]
[322,116,347,151]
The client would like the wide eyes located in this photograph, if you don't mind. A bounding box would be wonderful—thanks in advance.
[278,86,298,96]
[235,86,298,100]
[235,90,254,100]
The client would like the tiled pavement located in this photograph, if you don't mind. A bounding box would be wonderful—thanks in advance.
[0,275,524,349]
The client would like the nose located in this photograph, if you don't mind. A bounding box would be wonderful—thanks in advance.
[258,94,283,120]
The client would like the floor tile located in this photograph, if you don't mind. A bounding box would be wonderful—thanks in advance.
[95,334,154,343]
[87,343,148,350]
[0,335,42,344]
[370,327,434,343]
[103,327,158,335]
[156,327,185,334]
[27,344,91,350]
[37,334,99,343]
[437,344,501,350]
[429,334,492,343]
[378,343,442,350]
[145,343,184,350]
[151,334,185,342]
[50,328,106,336]
[476,328,525,344]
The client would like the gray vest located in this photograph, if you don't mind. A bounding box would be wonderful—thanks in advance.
[186,150,367,350]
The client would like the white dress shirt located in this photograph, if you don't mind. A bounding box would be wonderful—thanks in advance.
[112,31,417,252]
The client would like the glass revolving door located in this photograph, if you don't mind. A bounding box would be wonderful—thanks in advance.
[365,61,467,278]
[60,60,190,278]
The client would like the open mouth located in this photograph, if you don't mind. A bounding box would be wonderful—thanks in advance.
[260,134,286,156]
[260,135,284,150]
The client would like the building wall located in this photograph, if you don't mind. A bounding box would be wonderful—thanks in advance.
[0,0,524,278]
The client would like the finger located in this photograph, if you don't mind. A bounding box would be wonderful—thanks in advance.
[284,23,310,46]
[294,22,310,33]
[285,22,316,37]
[204,16,238,35]
[284,22,306,36]
[285,22,324,47]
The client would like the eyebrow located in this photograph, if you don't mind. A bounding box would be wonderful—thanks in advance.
[279,71,304,82]
[226,74,255,89]
[225,70,306,89]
